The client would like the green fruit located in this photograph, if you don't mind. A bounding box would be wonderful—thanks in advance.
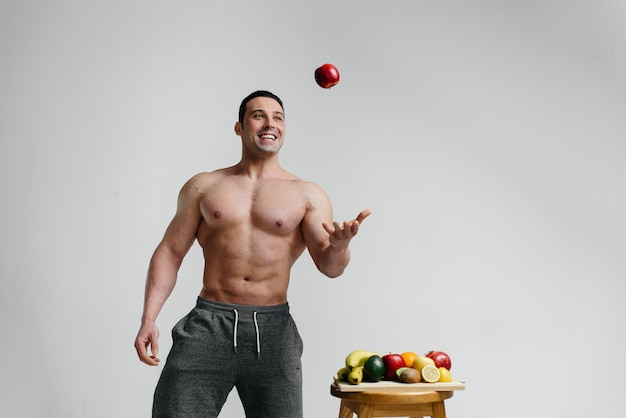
[363,355,385,382]
[348,366,364,385]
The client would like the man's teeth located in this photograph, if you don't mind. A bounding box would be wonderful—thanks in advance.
[260,134,276,139]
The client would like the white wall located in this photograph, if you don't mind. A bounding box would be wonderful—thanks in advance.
[1,1,625,417]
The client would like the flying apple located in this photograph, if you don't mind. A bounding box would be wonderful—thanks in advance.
[314,63,340,89]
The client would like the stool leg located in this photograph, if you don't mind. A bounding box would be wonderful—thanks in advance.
[358,403,375,418]
[338,400,353,418]
[431,400,447,418]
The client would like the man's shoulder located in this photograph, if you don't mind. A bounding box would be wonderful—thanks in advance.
[186,168,231,185]
[178,171,226,198]
[288,177,330,203]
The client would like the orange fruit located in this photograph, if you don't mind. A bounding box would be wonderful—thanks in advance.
[400,352,418,368]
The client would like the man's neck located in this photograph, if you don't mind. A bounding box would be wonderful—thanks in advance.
[235,156,283,179]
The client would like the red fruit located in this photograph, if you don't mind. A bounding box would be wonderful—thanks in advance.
[314,63,340,89]
[425,351,452,370]
[381,354,406,380]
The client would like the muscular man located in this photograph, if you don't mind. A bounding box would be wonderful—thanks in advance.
[134,90,370,417]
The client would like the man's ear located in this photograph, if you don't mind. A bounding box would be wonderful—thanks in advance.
[234,121,242,136]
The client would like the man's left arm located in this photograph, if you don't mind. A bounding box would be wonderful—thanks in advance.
[317,210,371,277]
[302,184,371,278]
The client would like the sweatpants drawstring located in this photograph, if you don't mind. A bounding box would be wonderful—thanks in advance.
[233,309,239,352]
[253,311,260,358]
[232,308,260,357]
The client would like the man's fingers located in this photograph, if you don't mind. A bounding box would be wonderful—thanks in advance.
[136,342,153,364]
[324,210,370,238]
[141,344,160,366]
[151,335,159,357]
[355,209,372,224]
[135,328,161,366]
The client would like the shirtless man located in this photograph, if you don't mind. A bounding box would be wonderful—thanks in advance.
[134,90,370,418]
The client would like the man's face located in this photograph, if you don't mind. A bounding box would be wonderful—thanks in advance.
[235,96,285,155]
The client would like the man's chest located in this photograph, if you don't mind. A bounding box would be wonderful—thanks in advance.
[198,181,308,234]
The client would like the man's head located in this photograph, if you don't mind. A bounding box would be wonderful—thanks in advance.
[238,90,284,126]
[235,90,286,156]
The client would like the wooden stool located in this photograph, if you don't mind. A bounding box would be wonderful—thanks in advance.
[330,383,453,418]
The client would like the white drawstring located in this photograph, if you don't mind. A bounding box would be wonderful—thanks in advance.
[253,311,260,358]
[233,309,239,352]
[232,308,260,357]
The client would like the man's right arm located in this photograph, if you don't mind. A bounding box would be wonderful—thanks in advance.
[134,176,204,366]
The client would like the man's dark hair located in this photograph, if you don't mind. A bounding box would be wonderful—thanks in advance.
[238,90,284,125]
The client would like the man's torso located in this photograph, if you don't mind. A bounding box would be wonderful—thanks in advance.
[191,169,314,305]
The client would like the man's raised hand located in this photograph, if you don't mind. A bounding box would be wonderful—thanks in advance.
[323,209,371,250]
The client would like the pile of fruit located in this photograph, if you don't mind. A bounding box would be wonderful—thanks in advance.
[336,350,454,385]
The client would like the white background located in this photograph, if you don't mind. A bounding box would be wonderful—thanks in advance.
[1,1,625,417]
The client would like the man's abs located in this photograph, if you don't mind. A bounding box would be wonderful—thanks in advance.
[199,273,291,306]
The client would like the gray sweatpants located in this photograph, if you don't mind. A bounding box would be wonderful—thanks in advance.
[152,297,304,418]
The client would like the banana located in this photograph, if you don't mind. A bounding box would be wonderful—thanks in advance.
[336,367,350,382]
[347,366,364,385]
[345,350,380,370]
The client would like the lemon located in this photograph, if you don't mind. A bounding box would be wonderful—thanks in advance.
[421,365,441,383]
[438,367,452,382]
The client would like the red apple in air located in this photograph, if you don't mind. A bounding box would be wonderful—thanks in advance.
[314,63,340,89]
[381,353,406,380]
[425,350,452,370]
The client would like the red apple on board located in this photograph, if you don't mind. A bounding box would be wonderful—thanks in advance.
[382,353,406,380]
[314,63,340,89]
[425,350,452,370]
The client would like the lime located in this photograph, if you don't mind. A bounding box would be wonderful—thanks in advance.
[421,365,441,383]
[363,355,385,382]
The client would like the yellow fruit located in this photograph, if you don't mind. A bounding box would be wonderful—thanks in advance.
[345,350,379,369]
[337,367,350,382]
[348,366,364,385]
[438,367,452,382]
[412,355,436,372]
[421,365,441,383]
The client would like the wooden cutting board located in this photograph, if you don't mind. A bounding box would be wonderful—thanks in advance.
[333,377,466,393]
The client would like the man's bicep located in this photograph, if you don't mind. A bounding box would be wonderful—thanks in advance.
[161,213,199,255]
[160,184,203,257]
[301,187,333,262]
